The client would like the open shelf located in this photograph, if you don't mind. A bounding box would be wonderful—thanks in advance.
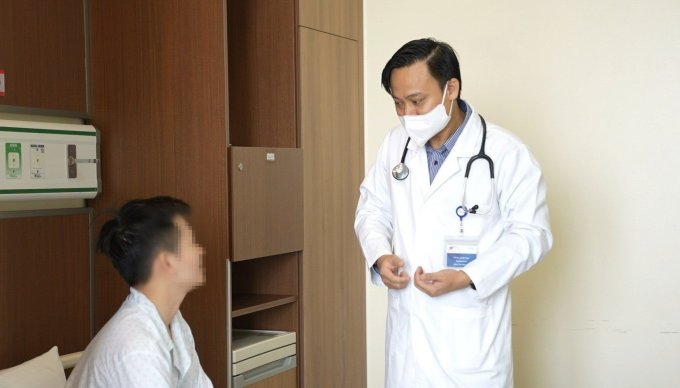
[227,0,296,148]
[232,294,298,318]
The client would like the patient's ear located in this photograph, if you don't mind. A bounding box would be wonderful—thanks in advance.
[154,250,177,276]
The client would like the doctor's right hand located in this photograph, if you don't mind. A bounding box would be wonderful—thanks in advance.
[376,254,410,289]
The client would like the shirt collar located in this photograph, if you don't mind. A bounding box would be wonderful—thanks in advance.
[129,287,192,377]
[129,287,174,349]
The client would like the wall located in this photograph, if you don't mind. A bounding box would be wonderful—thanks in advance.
[87,1,230,384]
[363,1,680,387]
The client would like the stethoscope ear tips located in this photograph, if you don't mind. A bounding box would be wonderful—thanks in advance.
[469,205,479,214]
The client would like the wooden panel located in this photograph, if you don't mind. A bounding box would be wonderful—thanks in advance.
[232,253,299,317]
[0,210,90,369]
[229,148,302,261]
[232,303,299,334]
[299,0,360,40]
[300,29,366,388]
[247,367,297,388]
[232,295,297,318]
[88,1,229,386]
[227,0,296,147]
[0,0,87,114]
[232,253,299,296]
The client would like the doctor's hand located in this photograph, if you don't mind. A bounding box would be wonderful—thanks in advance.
[414,266,472,297]
[376,254,410,289]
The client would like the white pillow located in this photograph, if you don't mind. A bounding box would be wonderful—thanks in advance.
[0,346,66,388]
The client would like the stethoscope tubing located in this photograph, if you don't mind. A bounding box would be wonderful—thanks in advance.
[392,114,497,215]
[461,115,496,215]
[464,115,494,180]
[400,137,411,164]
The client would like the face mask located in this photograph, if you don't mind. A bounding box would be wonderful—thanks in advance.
[398,84,453,147]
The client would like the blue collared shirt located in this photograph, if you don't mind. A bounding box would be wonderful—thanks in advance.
[425,100,471,183]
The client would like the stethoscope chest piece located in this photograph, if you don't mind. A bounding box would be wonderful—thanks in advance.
[392,163,409,180]
[392,137,411,180]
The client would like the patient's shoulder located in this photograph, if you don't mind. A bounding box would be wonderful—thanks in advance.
[66,295,174,387]
[81,296,169,361]
[102,302,168,350]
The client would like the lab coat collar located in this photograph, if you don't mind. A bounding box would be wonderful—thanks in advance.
[449,102,483,158]
[406,137,421,151]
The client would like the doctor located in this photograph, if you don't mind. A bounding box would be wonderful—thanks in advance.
[355,38,552,387]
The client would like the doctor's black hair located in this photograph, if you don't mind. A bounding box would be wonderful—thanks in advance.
[96,196,191,287]
[381,38,461,97]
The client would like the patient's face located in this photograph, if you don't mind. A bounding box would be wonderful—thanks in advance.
[174,216,206,289]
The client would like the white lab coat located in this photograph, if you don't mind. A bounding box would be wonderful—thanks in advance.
[355,105,552,388]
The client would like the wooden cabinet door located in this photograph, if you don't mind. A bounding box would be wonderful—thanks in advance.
[0,0,88,116]
[300,28,366,388]
[229,147,303,261]
[299,0,360,40]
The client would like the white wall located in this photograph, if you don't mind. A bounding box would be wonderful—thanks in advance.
[363,1,680,387]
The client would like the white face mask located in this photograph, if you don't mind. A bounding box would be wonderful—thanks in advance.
[398,84,453,147]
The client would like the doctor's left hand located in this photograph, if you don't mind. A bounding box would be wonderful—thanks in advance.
[414,267,472,297]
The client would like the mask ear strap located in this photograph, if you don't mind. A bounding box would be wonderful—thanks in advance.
[441,82,454,117]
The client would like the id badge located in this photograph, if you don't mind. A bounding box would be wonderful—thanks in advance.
[444,235,479,269]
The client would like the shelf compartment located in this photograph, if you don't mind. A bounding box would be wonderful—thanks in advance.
[227,0,296,148]
[232,294,298,318]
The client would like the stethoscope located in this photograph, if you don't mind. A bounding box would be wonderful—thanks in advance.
[392,115,496,217]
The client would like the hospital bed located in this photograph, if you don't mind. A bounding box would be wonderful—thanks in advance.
[60,351,84,370]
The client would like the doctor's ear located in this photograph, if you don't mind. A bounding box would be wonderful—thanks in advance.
[446,78,460,101]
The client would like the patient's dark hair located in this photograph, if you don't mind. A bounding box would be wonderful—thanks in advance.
[97,196,190,287]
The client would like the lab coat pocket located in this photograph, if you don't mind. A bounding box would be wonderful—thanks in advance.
[434,304,492,373]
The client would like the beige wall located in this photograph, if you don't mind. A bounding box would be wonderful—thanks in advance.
[363,1,680,387]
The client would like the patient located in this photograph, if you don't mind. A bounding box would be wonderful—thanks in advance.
[67,196,213,387]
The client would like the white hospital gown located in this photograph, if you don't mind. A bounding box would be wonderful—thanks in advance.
[66,288,213,388]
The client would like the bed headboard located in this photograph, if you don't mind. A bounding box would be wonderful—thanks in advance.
[0,208,92,370]
[60,351,84,370]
